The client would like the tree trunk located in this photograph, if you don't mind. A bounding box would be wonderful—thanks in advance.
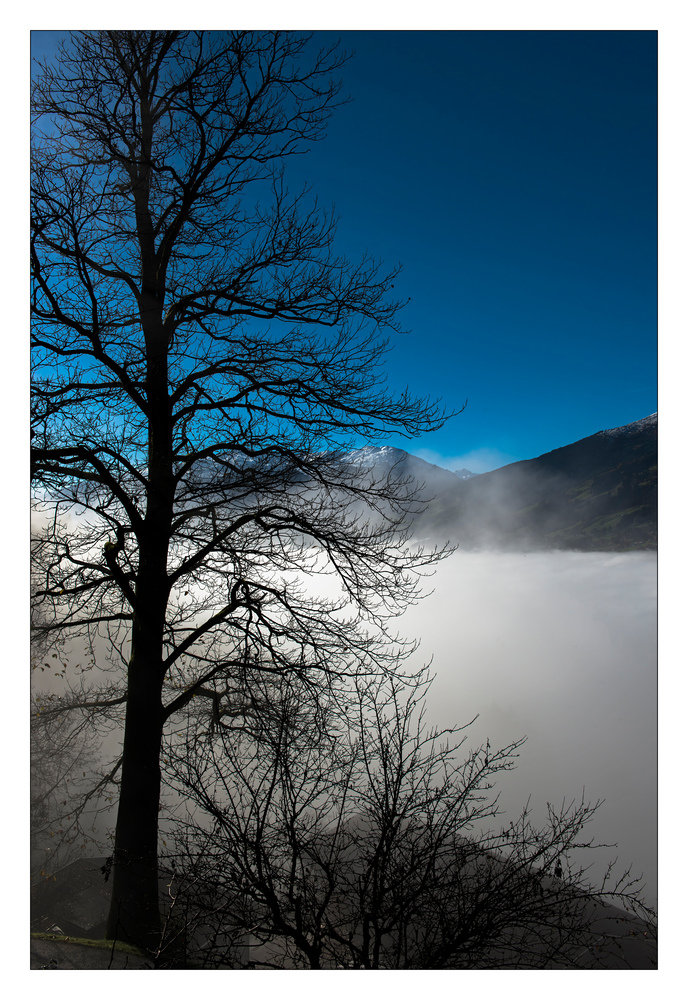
[106,664,162,951]
[105,464,172,949]
[106,253,173,947]
[105,631,165,950]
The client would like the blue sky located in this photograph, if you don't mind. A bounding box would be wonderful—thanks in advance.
[30,29,657,473]
[302,30,657,470]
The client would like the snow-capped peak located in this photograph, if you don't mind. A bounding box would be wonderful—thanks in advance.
[346,446,407,465]
[599,413,657,438]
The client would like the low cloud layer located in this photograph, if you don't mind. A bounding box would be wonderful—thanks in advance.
[413,446,519,475]
[30,545,657,907]
[401,550,657,905]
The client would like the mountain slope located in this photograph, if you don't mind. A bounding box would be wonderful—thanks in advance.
[414,414,657,551]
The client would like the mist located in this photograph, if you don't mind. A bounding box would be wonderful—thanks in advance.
[30,537,657,908]
[401,549,657,906]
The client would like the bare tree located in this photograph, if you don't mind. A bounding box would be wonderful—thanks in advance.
[30,585,123,873]
[163,671,656,969]
[30,693,103,876]
[31,30,452,949]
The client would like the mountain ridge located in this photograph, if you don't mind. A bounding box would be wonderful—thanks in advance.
[351,414,657,552]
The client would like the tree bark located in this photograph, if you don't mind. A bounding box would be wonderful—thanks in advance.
[105,645,164,949]
[106,501,171,948]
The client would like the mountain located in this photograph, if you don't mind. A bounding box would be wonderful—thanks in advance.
[345,445,468,495]
[210,415,656,553]
[350,415,657,552]
[416,414,657,551]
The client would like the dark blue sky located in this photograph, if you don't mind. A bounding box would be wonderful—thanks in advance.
[31,30,657,471]
[304,30,657,470]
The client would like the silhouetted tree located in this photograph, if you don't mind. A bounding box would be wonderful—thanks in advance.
[30,692,104,876]
[163,671,656,969]
[31,30,451,950]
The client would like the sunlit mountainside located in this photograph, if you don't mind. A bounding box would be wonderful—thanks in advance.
[352,414,657,552]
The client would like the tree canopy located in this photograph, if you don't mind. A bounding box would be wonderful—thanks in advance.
[31,30,451,949]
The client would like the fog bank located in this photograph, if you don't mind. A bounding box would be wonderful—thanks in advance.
[402,550,657,905]
[30,547,657,907]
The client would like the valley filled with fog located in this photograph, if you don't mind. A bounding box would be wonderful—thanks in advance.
[33,546,656,908]
[401,549,657,906]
